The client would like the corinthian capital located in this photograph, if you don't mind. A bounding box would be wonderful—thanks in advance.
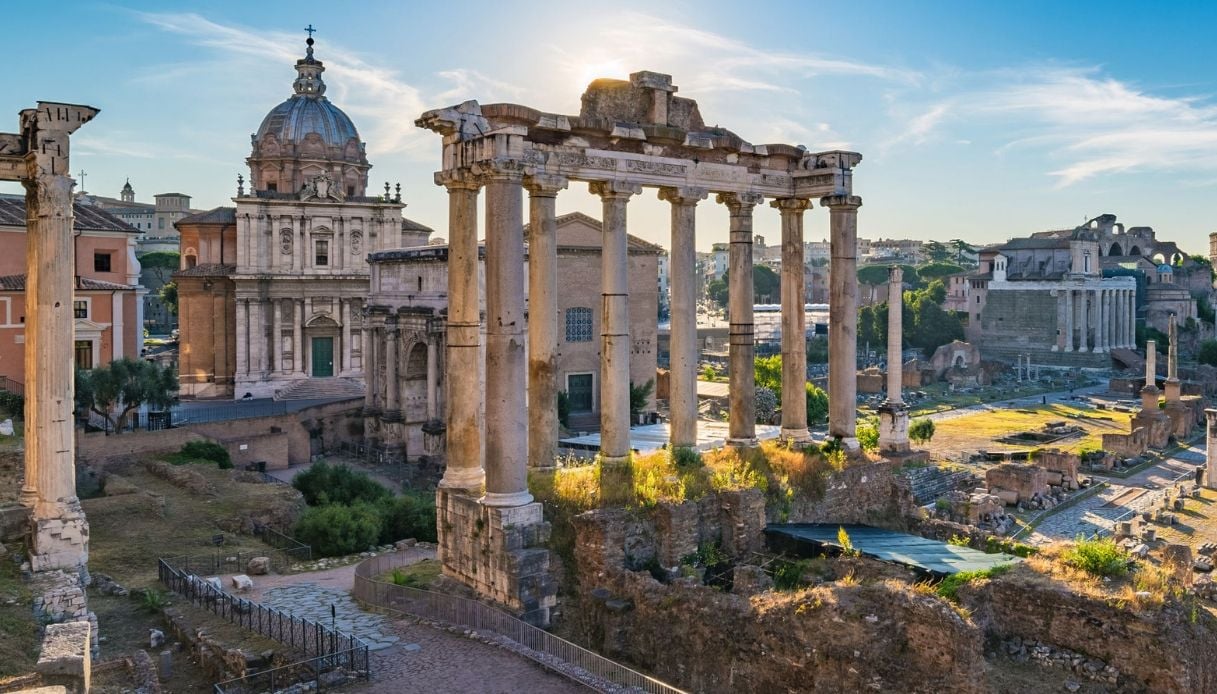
[770,197,812,213]
[523,173,569,197]
[820,194,862,210]
[715,191,764,212]
[435,168,482,191]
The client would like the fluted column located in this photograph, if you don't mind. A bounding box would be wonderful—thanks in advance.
[272,299,284,373]
[822,194,862,448]
[482,169,531,507]
[1062,289,1073,352]
[439,171,485,492]
[1094,288,1107,353]
[525,174,568,469]
[384,319,400,415]
[1127,289,1136,347]
[718,192,764,447]
[591,180,642,470]
[293,299,305,374]
[1076,289,1088,352]
[773,197,812,443]
[659,186,707,449]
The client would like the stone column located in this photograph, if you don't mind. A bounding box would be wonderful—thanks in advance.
[362,316,377,413]
[718,192,764,447]
[1107,290,1117,349]
[1128,289,1137,347]
[272,299,284,373]
[1074,288,1087,352]
[426,338,438,421]
[439,171,485,492]
[384,319,400,416]
[659,186,707,449]
[1094,288,1107,353]
[773,197,812,443]
[16,102,98,572]
[249,300,264,376]
[879,266,910,453]
[591,180,642,471]
[236,299,249,376]
[482,169,531,507]
[822,194,863,448]
[1062,289,1073,352]
[525,174,568,469]
[1165,313,1181,402]
[1141,339,1160,412]
[293,299,305,374]
[1205,409,1217,490]
[368,326,382,410]
[341,299,351,374]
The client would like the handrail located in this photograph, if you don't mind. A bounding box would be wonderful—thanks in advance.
[352,551,687,694]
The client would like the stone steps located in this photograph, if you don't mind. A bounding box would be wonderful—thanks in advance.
[273,377,365,402]
[901,466,979,506]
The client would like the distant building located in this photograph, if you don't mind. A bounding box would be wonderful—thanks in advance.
[0,195,144,381]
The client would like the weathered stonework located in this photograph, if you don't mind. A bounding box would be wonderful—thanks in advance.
[435,489,556,626]
[36,620,92,693]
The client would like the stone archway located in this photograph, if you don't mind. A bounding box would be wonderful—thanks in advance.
[304,314,340,377]
[1129,245,1143,256]
[1109,242,1122,257]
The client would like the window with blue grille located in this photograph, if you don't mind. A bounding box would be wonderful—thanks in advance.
[565,307,593,342]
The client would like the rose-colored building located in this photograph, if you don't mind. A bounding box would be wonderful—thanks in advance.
[0,195,143,384]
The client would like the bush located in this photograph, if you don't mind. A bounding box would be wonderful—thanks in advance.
[139,587,169,613]
[701,364,718,381]
[856,420,879,452]
[672,446,703,470]
[1060,537,1128,578]
[909,418,935,444]
[630,379,654,418]
[755,386,778,423]
[936,565,1011,602]
[178,440,232,468]
[294,503,382,557]
[292,462,391,507]
[377,492,437,545]
[0,390,23,418]
[1199,340,1217,368]
[805,383,828,425]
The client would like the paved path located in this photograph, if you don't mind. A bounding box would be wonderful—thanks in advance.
[925,384,1110,424]
[1025,440,1205,545]
[230,550,584,692]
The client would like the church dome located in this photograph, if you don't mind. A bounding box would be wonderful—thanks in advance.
[246,33,371,197]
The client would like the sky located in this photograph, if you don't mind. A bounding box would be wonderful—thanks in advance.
[4,0,1216,255]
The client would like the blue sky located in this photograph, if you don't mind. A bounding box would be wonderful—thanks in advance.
[4,0,1216,254]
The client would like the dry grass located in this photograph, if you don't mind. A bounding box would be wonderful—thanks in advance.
[1019,541,1182,611]
[931,403,1132,457]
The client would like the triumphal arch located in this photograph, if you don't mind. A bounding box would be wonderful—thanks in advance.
[416,71,862,624]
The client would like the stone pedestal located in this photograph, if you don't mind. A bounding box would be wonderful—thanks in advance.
[435,489,557,626]
[877,402,910,454]
[36,620,91,694]
[29,502,90,574]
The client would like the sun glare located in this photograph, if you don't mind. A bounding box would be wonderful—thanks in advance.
[574,60,627,91]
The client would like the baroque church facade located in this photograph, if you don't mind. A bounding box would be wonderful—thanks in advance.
[176,36,429,398]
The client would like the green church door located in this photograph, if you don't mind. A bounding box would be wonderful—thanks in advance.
[311,337,334,377]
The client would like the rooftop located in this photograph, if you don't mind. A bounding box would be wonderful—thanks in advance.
[0,195,138,234]
[0,274,134,291]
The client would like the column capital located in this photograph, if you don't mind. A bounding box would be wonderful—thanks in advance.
[657,186,709,206]
[589,179,642,200]
[716,191,764,212]
[888,265,903,283]
[523,173,569,197]
[435,168,482,191]
[770,197,812,213]
[820,194,862,210]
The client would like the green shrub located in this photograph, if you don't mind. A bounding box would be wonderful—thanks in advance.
[1061,537,1128,578]
[178,440,232,468]
[672,446,703,470]
[837,526,859,557]
[377,492,437,545]
[909,418,935,444]
[294,503,383,557]
[139,587,169,613]
[985,537,1038,558]
[0,390,23,418]
[856,420,879,452]
[630,379,655,417]
[292,462,391,507]
[947,534,971,547]
[935,565,1011,602]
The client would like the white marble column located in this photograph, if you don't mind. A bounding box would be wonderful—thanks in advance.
[439,172,485,492]
[591,180,642,466]
[773,197,812,443]
[341,299,351,374]
[1095,289,1107,353]
[1127,289,1136,347]
[525,174,568,469]
[294,299,305,374]
[822,194,863,448]
[273,299,284,373]
[1166,313,1181,402]
[879,265,909,453]
[483,170,531,507]
[426,338,438,421]
[1062,289,1074,352]
[659,186,707,449]
[718,192,764,447]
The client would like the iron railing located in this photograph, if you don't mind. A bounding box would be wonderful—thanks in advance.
[250,523,313,569]
[353,551,687,694]
[157,556,370,671]
[212,646,367,694]
[0,376,24,396]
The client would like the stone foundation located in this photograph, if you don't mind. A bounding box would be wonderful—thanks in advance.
[1103,426,1148,458]
[877,402,910,454]
[1033,449,1080,490]
[36,620,92,693]
[985,464,1048,505]
[435,489,557,626]
[28,501,90,574]
[1133,409,1173,449]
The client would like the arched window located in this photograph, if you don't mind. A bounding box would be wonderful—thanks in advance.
[564,307,593,342]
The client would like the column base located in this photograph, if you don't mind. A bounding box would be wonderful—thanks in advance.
[834,436,860,452]
[481,490,535,507]
[726,437,758,449]
[779,428,811,445]
[439,468,486,495]
[29,499,90,575]
[878,402,910,454]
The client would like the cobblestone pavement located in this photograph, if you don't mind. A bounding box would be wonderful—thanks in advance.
[1025,440,1205,545]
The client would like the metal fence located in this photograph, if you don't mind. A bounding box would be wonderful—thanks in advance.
[353,552,687,694]
[213,646,367,694]
[158,556,370,671]
[250,523,313,570]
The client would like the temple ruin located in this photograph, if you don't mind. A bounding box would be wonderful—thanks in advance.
[415,71,862,621]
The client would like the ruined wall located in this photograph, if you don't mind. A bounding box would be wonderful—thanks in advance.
[789,461,917,527]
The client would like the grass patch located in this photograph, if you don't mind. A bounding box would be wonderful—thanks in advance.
[388,559,442,589]
[0,556,38,677]
[935,564,1013,602]
[1059,537,1129,578]
[931,402,1131,455]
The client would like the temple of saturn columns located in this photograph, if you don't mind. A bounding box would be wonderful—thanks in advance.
[416,71,862,623]
[877,266,910,454]
[0,103,96,576]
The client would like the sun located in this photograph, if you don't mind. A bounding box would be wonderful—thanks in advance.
[574,60,628,91]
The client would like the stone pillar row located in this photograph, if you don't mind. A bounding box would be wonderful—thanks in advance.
[1059,287,1137,353]
[773,197,812,444]
[526,175,568,469]
[658,186,707,450]
[824,195,862,449]
[719,192,763,447]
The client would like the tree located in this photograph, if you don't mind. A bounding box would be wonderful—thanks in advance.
[754,355,783,397]
[707,278,729,308]
[1199,340,1217,367]
[710,267,782,308]
[75,358,179,434]
[806,336,829,364]
[923,240,952,263]
[806,382,828,426]
[916,261,964,282]
[630,379,655,418]
[138,251,180,285]
[159,281,178,317]
[909,418,936,444]
[857,265,891,285]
